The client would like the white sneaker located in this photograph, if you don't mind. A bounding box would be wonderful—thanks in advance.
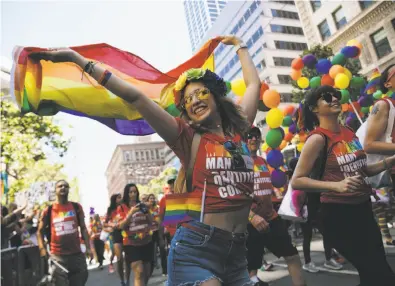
[302,262,319,273]
[324,258,343,270]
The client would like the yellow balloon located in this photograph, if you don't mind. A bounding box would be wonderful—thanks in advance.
[283,127,289,134]
[261,142,269,152]
[346,39,362,50]
[369,105,373,113]
[266,108,284,129]
[297,77,309,89]
[344,68,352,80]
[335,73,350,89]
[297,142,305,152]
[231,79,246,96]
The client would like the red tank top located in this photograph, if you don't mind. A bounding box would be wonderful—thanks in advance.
[309,127,371,204]
[251,156,277,221]
[117,204,152,246]
[167,118,254,213]
[44,202,83,255]
[380,98,395,174]
[90,220,103,239]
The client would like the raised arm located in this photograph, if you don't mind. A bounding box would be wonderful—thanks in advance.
[30,49,180,145]
[221,36,261,124]
[364,100,395,155]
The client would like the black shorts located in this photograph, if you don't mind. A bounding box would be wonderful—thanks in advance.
[111,229,123,244]
[124,241,154,264]
[246,216,298,271]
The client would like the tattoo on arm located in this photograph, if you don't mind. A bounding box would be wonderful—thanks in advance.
[371,105,380,115]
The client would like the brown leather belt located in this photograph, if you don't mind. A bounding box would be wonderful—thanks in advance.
[180,222,247,242]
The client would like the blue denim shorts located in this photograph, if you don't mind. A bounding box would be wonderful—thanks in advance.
[166,221,255,286]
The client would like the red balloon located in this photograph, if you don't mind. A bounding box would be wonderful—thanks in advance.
[291,58,304,70]
[283,105,295,116]
[259,82,269,100]
[321,74,334,86]
[284,132,294,142]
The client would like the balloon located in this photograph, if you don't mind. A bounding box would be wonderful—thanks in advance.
[225,81,232,94]
[284,132,294,142]
[373,90,383,99]
[331,53,346,66]
[341,104,349,112]
[279,140,288,150]
[310,76,321,88]
[261,142,269,152]
[321,74,334,86]
[282,115,293,127]
[267,149,284,169]
[299,132,307,143]
[289,123,298,134]
[266,129,284,149]
[329,65,345,79]
[335,73,350,89]
[302,54,317,69]
[315,59,332,74]
[347,39,363,50]
[263,89,281,108]
[350,77,365,88]
[231,79,246,96]
[341,46,359,58]
[340,89,350,104]
[370,105,373,113]
[283,127,289,134]
[283,105,295,116]
[259,82,270,100]
[343,68,352,80]
[291,58,304,70]
[358,95,374,107]
[266,108,284,128]
[271,169,287,188]
[297,142,305,152]
[361,106,370,114]
[297,77,309,89]
[290,69,302,80]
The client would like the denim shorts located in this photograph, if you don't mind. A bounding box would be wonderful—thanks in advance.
[166,221,255,286]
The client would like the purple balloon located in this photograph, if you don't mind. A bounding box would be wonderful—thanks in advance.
[271,169,287,188]
[302,54,317,69]
[341,46,359,58]
[315,59,332,74]
[289,123,297,134]
[345,116,353,126]
[267,149,284,169]
[358,95,374,107]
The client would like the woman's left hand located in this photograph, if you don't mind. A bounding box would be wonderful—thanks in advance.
[220,35,242,46]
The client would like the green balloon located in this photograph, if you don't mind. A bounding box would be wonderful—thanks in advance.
[361,107,370,114]
[340,89,350,104]
[282,116,293,127]
[331,53,346,66]
[266,128,283,148]
[225,81,232,94]
[350,77,365,88]
[310,76,321,88]
[373,90,383,100]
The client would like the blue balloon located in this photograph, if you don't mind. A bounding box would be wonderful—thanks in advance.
[271,169,287,188]
[267,149,284,169]
[315,59,332,74]
[341,46,359,58]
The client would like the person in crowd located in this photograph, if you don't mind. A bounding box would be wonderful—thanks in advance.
[1,203,26,249]
[246,127,305,286]
[363,64,395,246]
[104,193,123,276]
[31,34,261,285]
[90,214,105,269]
[37,180,91,286]
[291,85,395,286]
[7,203,23,248]
[117,183,153,286]
[147,193,160,272]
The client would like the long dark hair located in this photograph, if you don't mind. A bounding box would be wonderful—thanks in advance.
[380,64,395,93]
[179,70,250,136]
[107,194,120,218]
[122,183,140,206]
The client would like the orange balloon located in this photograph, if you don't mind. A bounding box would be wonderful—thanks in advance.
[321,74,334,86]
[290,69,302,81]
[329,65,345,79]
[279,140,287,150]
[259,82,269,100]
[284,132,294,142]
[299,132,307,143]
[263,89,281,108]
[283,105,295,116]
[341,104,349,112]
[291,58,304,70]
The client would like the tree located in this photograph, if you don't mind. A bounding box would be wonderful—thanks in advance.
[138,166,178,196]
[0,98,70,200]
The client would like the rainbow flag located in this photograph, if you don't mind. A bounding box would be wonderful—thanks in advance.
[163,192,202,226]
[11,38,221,135]
[0,172,9,198]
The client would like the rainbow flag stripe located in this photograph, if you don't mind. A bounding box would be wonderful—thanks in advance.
[0,172,8,198]
[163,192,202,226]
[11,38,220,135]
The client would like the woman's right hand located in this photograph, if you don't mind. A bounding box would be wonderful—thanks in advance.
[30,48,79,63]
[333,175,364,193]
[128,204,141,216]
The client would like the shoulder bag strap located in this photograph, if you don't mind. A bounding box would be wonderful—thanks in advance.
[186,133,202,193]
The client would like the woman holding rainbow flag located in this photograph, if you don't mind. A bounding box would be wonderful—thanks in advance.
[30,35,263,285]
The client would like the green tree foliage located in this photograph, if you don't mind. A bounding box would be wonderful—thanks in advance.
[138,166,178,196]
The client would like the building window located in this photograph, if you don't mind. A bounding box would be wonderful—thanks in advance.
[273,57,294,67]
[392,18,395,30]
[371,28,392,59]
[274,41,308,50]
[310,1,321,12]
[332,7,347,29]
[274,1,295,5]
[278,75,293,84]
[281,93,293,102]
[271,24,304,35]
[318,20,331,40]
[359,1,374,10]
[124,151,130,161]
[271,9,299,19]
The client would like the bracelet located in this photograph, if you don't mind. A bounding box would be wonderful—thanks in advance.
[235,42,247,54]
[81,61,99,80]
[248,213,255,222]
[98,70,112,87]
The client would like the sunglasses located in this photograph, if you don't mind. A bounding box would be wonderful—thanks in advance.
[386,69,395,83]
[319,91,341,103]
[183,88,210,107]
[247,133,261,140]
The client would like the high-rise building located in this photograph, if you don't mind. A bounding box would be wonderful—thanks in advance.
[184,0,228,52]
[295,1,395,75]
[196,0,307,105]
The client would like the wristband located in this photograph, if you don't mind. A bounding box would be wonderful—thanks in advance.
[98,70,112,87]
[248,213,255,222]
[235,42,247,53]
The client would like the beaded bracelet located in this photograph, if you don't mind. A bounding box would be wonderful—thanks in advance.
[81,61,99,80]
[248,213,255,222]
[98,70,112,87]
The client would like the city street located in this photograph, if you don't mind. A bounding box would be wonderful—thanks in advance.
[87,230,395,286]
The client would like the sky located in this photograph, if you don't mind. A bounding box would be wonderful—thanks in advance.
[1,0,192,214]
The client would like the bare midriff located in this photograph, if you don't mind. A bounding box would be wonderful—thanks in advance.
[203,205,250,233]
